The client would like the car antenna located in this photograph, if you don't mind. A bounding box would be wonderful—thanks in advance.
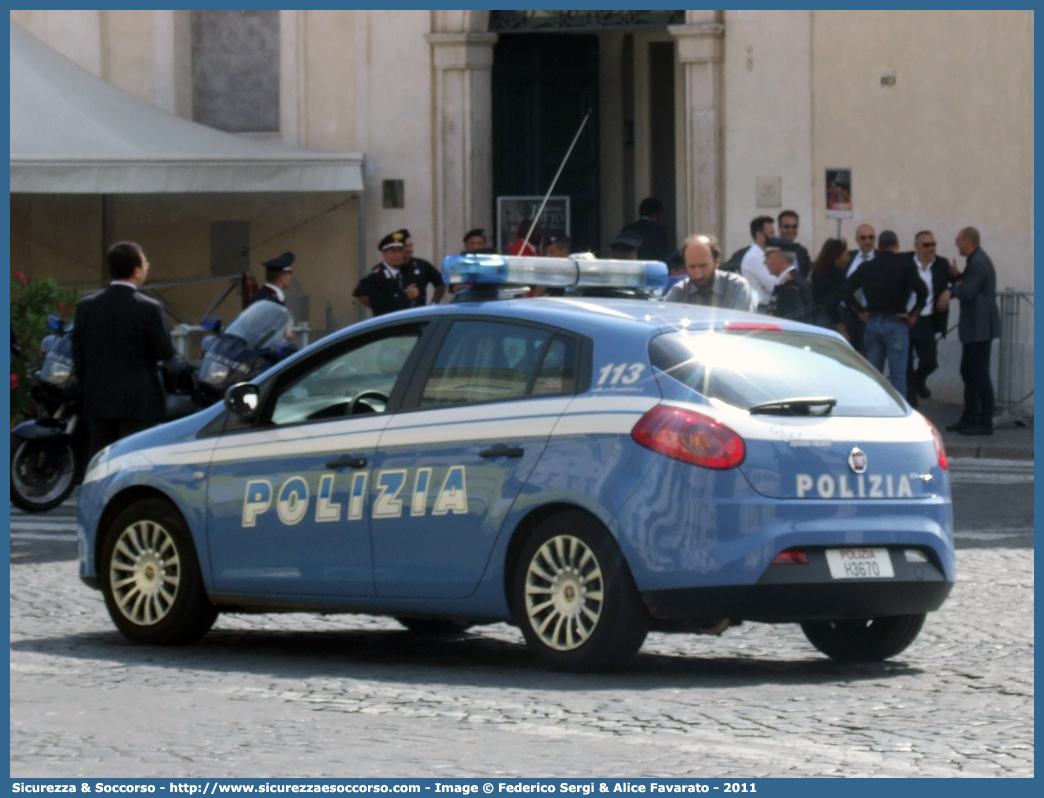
[518,107,592,255]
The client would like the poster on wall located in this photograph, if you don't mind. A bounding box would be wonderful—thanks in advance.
[496,196,571,254]
[825,169,853,219]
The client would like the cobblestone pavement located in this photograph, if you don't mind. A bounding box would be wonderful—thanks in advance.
[10,543,1032,778]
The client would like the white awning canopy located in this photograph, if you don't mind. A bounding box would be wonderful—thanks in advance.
[9,23,364,194]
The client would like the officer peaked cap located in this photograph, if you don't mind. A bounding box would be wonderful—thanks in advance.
[262,252,295,271]
[609,230,643,250]
[379,231,407,251]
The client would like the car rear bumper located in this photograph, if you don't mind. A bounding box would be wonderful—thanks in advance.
[641,546,953,622]
[643,580,953,623]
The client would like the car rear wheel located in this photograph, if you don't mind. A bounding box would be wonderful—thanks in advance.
[513,511,648,671]
[800,614,926,662]
[396,617,471,636]
[100,498,217,645]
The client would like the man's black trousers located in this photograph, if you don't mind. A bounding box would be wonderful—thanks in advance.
[959,340,995,427]
[906,316,938,405]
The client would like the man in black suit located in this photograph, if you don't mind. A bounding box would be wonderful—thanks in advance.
[621,197,670,261]
[840,223,878,354]
[249,251,294,306]
[777,210,813,278]
[946,227,1002,435]
[904,231,953,408]
[72,241,176,459]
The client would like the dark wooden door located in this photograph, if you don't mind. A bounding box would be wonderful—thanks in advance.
[493,34,600,252]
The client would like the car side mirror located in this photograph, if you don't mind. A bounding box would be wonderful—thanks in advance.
[225,382,261,421]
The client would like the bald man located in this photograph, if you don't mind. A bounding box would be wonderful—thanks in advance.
[665,234,756,311]
[841,223,878,353]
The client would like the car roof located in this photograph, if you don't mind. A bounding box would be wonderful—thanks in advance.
[353,297,842,341]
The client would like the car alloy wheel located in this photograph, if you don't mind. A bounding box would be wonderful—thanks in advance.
[101,498,217,645]
[513,510,648,671]
[524,534,604,651]
[109,519,181,627]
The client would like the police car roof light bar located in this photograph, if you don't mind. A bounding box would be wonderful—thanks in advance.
[441,253,668,291]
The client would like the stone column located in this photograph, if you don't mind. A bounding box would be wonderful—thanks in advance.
[426,32,498,265]
[668,21,725,240]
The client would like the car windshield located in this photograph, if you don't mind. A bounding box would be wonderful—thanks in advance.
[223,302,293,349]
[650,329,907,417]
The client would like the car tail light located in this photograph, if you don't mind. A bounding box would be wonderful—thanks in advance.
[723,321,782,332]
[632,405,745,469]
[926,421,948,470]
[772,550,808,565]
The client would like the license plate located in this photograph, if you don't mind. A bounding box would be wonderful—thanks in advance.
[825,548,894,579]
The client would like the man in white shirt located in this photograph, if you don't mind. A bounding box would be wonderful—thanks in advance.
[841,223,878,353]
[740,215,777,311]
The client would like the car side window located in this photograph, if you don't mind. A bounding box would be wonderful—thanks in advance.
[270,326,423,426]
[531,335,577,396]
[420,321,577,408]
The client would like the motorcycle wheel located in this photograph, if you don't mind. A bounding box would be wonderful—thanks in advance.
[10,438,79,512]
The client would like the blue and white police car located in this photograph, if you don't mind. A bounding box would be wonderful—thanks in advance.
[77,253,954,671]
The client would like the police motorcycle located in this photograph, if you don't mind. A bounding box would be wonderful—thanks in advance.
[194,299,298,407]
[9,317,196,512]
[446,251,667,302]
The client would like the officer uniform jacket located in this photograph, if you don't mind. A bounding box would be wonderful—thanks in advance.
[249,284,285,306]
[72,284,175,422]
[951,248,1001,343]
[770,268,814,324]
[400,257,444,307]
[664,270,756,312]
[354,262,411,317]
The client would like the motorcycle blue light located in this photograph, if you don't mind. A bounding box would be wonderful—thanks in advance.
[441,253,668,291]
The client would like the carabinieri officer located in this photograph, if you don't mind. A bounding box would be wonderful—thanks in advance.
[249,251,294,306]
[353,231,419,316]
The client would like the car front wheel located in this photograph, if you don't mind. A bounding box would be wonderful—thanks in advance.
[513,511,648,671]
[100,498,217,645]
[800,614,926,662]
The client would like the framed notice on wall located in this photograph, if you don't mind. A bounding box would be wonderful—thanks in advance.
[496,196,570,254]
[825,169,853,219]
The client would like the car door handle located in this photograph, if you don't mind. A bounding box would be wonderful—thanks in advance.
[478,444,525,459]
[325,456,367,469]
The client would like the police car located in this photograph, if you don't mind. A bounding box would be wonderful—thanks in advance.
[77,253,954,671]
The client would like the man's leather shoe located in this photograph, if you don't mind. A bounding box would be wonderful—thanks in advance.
[918,386,931,399]
[960,424,994,436]
[946,420,971,432]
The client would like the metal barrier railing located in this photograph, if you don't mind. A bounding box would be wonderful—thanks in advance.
[171,322,312,360]
[995,289,1033,426]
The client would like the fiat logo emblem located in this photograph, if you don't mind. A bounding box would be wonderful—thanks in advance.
[848,447,868,474]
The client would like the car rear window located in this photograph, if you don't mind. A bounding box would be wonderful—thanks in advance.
[650,329,907,417]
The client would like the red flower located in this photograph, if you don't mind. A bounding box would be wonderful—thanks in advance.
[12,272,29,285]
[11,373,19,391]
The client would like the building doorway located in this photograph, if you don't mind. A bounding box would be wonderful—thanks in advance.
[492,33,600,252]
[490,15,681,257]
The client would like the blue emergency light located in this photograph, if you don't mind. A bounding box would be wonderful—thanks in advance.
[441,253,668,292]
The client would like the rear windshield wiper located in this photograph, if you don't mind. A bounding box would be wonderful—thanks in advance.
[748,397,837,416]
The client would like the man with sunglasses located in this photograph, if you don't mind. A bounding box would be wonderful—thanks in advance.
[904,231,953,407]
[777,210,812,278]
[840,223,878,353]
